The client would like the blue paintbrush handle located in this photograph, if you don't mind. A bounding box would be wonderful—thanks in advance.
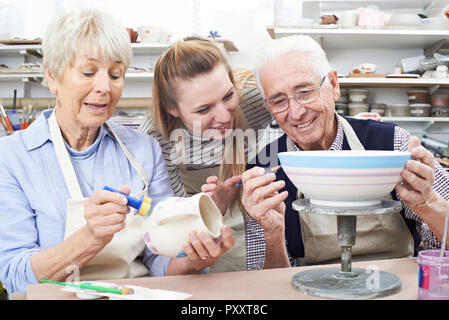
[103,186,141,210]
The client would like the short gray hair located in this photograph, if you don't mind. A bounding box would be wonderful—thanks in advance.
[42,8,132,86]
[255,35,332,98]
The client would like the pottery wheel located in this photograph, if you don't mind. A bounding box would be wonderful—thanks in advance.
[292,198,403,216]
[291,198,403,299]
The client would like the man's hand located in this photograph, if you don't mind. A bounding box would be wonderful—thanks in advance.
[395,136,437,212]
[241,167,288,237]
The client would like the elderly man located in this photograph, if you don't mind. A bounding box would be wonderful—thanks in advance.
[241,35,449,270]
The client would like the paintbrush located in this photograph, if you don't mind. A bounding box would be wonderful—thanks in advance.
[7,89,20,130]
[235,165,282,186]
[29,107,37,124]
[0,104,13,133]
[19,106,26,130]
[440,206,449,258]
[103,186,152,216]
[40,280,134,295]
[0,115,8,133]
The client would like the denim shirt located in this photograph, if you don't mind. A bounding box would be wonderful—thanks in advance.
[0,109,174,294]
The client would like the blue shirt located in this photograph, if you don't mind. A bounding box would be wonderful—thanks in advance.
[65,125,105,195]
[0,109,174,294]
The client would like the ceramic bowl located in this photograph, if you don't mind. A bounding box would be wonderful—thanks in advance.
[348,102,370,116]
[390,104,410,117]
[431,94,449,107]
[370,103,387,116]
[409,103,431,117]
[388,14,421,27]
[348,89,369,103]
[278,150,411,207]
[421,18,449,30]
[407,90,429,104]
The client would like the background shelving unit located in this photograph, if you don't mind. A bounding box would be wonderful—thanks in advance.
[338,77,449,88]
[0,39,239,135]
[266,27,449,49]
[0,42,169,88]
[0,40,238,98]
[266,0,449,142]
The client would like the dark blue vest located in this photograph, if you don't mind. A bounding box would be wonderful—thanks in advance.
[247,117,420,259]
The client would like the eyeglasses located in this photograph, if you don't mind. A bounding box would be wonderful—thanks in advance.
[264,75,327,114]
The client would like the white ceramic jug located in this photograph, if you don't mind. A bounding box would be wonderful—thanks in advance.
[142,193,223,257]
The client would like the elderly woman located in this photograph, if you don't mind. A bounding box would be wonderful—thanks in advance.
[0,9,233,295]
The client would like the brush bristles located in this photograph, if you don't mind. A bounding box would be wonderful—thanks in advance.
[120,287,134,295]
[137,199,151,216]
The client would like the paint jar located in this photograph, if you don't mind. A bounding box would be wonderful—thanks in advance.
[418,250,449,300]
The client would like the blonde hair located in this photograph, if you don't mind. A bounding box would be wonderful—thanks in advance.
[42,8,132,86]
[151,36,249,211]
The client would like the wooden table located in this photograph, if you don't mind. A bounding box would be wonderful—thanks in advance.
[17,257,418,300]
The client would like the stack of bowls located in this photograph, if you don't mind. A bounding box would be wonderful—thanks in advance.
[336,88,349,116]
[430,93,449,117]
[407,90,428,104]
[348,89,370,116]
[390,104,410,117]
[410,103,431,117]
[370,103,387,116]
[407,89,430,117]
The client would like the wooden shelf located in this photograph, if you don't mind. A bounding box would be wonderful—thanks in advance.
[0,43,168,55]
[0,73,43,82]
[339,77,449,88]
[0,41,239,55]
[0,72,154,82]
[131,43,170,54]
[0,44,42,55]
[303,0,448,8]
[125,72,154,80]
[213,39,239,52]
[383,117,449,122]
[0,97,152,109]
[266,26,449,49]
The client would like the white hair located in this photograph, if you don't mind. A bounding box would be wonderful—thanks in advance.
[42,8,132,86]
[254,35,332,98]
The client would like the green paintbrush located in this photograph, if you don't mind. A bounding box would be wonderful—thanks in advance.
[40,280,134,295]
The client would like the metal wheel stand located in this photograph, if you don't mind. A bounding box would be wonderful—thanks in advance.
[291,199,403,299]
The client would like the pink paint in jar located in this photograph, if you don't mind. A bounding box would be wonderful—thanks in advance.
[418,250,449,300]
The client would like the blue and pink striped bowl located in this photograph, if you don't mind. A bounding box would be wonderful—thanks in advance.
[278,150,412,207]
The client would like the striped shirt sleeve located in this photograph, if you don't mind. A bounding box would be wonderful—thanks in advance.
[139,117,188,198]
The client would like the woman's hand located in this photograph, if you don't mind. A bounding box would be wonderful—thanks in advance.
[201,175,242,214]
[84,184,131,248]
[354,112,383,122]
[182,225,235,271]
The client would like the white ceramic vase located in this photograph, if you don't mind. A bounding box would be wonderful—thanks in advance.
[142,193,223,257]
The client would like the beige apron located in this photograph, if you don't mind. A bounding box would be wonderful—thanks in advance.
[49,110,150,280]
[291,115,414,265]
[179,165,247,273]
